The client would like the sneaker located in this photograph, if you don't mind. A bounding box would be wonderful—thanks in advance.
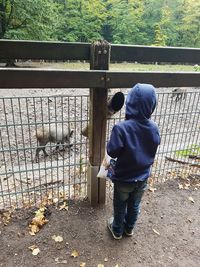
[107,219,122,240]
[124,228,134,237]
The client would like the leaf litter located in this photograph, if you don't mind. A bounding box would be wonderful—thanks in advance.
[28,245,40,256]
[28,206,49,235]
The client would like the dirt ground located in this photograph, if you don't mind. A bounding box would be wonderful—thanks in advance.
[0,179,200,267]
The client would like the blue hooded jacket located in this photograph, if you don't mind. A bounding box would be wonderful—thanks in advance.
[107,83,161,182]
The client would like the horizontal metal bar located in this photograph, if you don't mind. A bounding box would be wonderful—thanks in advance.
[0,182,87,197]
[106,72,200,88]
[0,119,89,128]
[157,148,197,155]
[161,130,199,136]
[113,111,200,120]
[0,68,105,88]
[153,111,200,117]
[0,39,90,60]
[0,141,88,152]
[111,44,200,63]
[0,162,88,176]
[0,94,90,99]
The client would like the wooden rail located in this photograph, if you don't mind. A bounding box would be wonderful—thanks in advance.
[0,68,105,88]
[0,40,90,60]
[111,44,200,63]
[0,69,200,88]
[1,39,200,63]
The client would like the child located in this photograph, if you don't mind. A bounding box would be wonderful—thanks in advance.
[107,83,161,240]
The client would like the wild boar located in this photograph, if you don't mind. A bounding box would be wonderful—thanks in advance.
[35,124,73,162]
[171,88,187,102]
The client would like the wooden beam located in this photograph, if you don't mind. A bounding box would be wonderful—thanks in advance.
[1,40,200,64]
[1,69,200,89]
[0,68,105,88]
[0,39,90,60]
[111,44,200,63]
[106,72,200,88]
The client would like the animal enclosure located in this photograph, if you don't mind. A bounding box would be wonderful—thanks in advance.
[0,39,200,208]
[0,88,200,209]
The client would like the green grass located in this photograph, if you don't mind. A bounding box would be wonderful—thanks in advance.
[36,61,196,72]
[109,63,195,72]
[175,145,200,157]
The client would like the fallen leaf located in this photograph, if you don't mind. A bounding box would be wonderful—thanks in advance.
[148,187,157,193]
[29,224,40,236]
[2,208,14,225]
[52,235,63,242]
[184,183,190,189]
[60,260,67,264]
[28,207,49,235]
[71,250,79,258]
[32,248,40,256]
[152,228,160,236]
[53,198,59,204]
[59,202,68,211]
[28,245,40,256]
[80,262,86,267]
[55,257,67,264]
[189,196,195,203]
[104,258,108,262]
[55,257,59,262]
[187,218,192,223]
[178,184,183,189]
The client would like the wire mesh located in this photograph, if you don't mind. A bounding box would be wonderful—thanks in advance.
[0,89,200,209]
[0,94,89,209]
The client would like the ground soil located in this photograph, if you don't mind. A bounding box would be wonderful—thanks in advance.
[0,179,200,267]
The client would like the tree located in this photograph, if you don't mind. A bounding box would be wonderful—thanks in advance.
[0,0,199,48]
[1,0,61,40]
[180,0,200,47]
[0,0,14,38]
[57,0,107,42]
[104,0,146,45]
[153,6,172,46]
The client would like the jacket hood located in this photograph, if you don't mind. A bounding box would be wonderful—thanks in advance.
[125,83,157,120]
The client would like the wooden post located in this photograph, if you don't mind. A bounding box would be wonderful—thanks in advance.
[87,40,111,205]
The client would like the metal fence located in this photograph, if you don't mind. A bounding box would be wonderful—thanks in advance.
[0,89,200,209]
[0,93,89,209]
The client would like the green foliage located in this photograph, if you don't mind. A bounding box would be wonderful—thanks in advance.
[1,0,61,40]
[194,64,200,72]
[57,0,107,42]
[180,0,200,47]
[104,0,147,45]
[175,145,200,157]
[153,6,172,46]
[0,0,199,47]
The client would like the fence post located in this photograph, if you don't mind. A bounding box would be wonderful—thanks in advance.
[87,40,111,205]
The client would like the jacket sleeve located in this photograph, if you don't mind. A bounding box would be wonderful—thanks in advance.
[107,125,124,158]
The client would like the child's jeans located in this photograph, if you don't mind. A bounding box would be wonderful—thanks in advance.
[112,180,148,236]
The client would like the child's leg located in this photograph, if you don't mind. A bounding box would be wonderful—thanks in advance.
[125,180,147,231]
[112,182,130,236]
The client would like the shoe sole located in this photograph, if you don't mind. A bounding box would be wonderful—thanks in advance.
[107,223,122,240]
[124,230,133,237]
